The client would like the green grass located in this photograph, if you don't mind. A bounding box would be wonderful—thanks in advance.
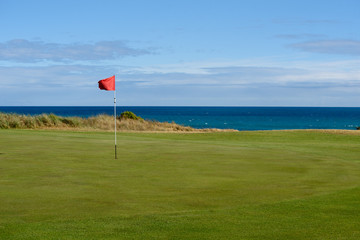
[0,129,360,239]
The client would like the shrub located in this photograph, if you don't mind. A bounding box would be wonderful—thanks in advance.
[119,111,143,121]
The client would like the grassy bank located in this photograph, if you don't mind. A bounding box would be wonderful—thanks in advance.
[0,112,235,132]
[0,129,360,239]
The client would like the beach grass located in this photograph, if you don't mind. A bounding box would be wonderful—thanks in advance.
[0,112,236,132]
[0,129,360,239]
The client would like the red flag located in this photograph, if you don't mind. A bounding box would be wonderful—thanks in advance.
[98,75,115,91]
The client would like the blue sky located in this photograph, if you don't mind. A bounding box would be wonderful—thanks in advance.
[0,0,359,106]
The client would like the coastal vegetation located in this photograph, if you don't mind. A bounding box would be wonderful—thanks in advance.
[0,129,360,239]
[0,112,235,132]
[119,110,144,120]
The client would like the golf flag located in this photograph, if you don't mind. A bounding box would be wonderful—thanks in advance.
[98,75,115,91]
[98,75,117,159]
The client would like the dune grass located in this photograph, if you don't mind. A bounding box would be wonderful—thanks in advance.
[0,112,236,132]
[0,129,360,239]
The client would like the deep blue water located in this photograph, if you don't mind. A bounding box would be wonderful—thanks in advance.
[1,106,360,131]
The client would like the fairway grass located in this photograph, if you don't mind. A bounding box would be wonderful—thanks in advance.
[0,129,360,239]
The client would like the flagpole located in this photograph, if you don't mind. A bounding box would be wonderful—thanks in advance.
[114,90,117,159]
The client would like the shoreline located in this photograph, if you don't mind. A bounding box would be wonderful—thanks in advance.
[1,112,360,133]
[1,106,360,131]
[3,127,360,136]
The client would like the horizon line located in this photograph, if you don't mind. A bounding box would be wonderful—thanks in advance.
[1,106,360,108]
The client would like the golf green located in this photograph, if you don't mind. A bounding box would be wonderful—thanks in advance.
[1,129,360,239]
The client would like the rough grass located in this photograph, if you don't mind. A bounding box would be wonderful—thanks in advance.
[0,130,360,239]
[0,112,236,132]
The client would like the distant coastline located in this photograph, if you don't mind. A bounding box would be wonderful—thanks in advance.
[1,106,360,131]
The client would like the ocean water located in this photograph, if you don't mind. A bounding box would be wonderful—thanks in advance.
[1,106,360,131]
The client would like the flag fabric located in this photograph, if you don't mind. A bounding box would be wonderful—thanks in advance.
[98,75,115,91]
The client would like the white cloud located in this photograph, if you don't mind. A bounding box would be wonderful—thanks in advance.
[1,58,360,106]
[275,34,326,39]
[0,65,117,89]
[115,59,360,87]
[1,57,359,90]
[0,39,151,63]
[1,57,360,106]
[291,40,360,56]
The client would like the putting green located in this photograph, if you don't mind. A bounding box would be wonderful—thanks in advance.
[0,129,360,239]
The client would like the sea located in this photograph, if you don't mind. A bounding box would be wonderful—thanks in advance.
[1,106,360,131]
